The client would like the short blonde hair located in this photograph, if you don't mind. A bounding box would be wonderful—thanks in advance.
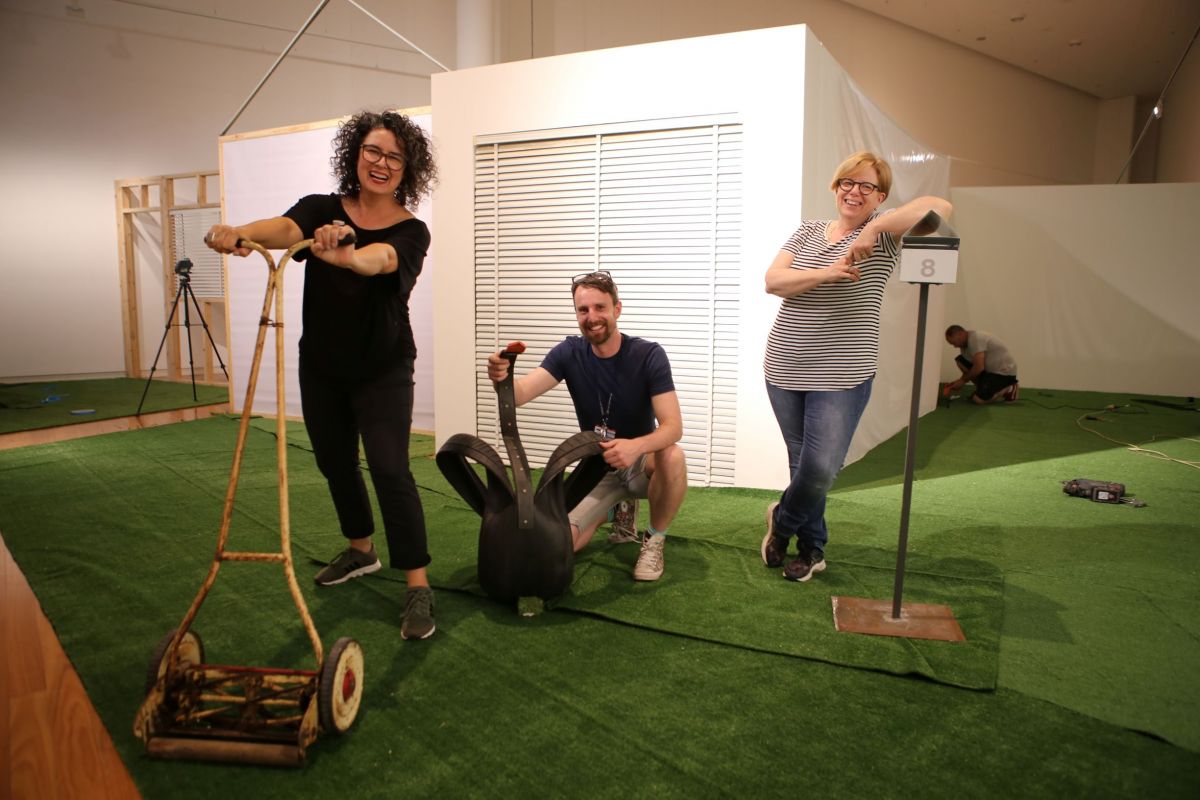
[830,151,892,197]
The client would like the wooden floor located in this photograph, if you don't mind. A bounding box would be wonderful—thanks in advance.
[0,411,212,798]
[2,534,141,799]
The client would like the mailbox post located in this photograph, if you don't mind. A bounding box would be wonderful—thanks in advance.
[832,211,966,642]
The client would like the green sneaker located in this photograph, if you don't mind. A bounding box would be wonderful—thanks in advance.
[314,545,382,586]
[401,587,436,640]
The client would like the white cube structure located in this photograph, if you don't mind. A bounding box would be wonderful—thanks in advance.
[431,24,950,490]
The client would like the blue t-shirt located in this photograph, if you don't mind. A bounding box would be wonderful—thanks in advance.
[540,334,674,440]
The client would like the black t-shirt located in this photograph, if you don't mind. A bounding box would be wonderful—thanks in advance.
[283,193,430,380]
[540,334,675,440]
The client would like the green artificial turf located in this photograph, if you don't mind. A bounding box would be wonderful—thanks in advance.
[1,387,1198,798]
[832,389,1200,751]
[0,378,227,434]
[399,416,1003,690]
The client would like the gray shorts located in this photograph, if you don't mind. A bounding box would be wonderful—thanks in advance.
[568,454,650,532]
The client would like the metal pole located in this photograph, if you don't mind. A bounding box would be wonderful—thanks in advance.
[346,0,452,71]
[220,0,333,136]
[1114,21,1200,184]
[180,276,198,401]
[891,282,930,618]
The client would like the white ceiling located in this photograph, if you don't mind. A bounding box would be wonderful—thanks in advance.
[839,0,1200,100]
[56,1,1200,101]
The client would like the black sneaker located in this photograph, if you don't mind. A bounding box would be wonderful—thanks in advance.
[401,587,436,640]
[314,545,382,586]
[783,549,827,582]
[761,501,789,568]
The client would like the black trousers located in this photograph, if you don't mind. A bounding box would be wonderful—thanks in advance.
[299,359,429,570]
[955,355,1017,401]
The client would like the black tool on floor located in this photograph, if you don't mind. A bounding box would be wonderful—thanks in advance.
[1062,478,1146,507]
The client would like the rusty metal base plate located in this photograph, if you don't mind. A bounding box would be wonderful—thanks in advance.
[831,596,965,642]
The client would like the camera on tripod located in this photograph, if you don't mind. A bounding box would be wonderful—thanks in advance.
[137,253,228,415]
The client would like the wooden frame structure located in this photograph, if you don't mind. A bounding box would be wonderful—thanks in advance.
[115,172,225,383]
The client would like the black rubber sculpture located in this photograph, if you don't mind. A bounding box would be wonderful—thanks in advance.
[436,342,609,606]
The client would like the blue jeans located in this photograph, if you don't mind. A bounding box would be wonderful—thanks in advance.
[765,376,874,555]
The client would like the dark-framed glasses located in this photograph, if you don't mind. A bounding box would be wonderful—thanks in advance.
[571,270,613,287]
[360,144,404,171]
[837,178,880,196]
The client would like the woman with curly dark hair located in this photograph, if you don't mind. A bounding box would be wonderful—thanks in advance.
[205,109,439,640]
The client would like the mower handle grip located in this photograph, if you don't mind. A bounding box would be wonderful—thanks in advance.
[234,229,357,249]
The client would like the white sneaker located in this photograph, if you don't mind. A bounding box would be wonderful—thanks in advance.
[633,533,665,581]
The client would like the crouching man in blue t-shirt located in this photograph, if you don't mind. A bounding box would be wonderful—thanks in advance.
[485,270,688,581]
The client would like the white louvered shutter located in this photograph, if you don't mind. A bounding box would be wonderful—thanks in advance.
[474,118,741,487]
[171,208,224,299]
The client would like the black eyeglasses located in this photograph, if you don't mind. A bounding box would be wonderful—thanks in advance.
[360,144,404,171]
[571,270,613,286]
[836,178,880,196]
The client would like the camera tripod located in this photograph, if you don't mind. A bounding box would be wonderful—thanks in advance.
[136,258,229,416]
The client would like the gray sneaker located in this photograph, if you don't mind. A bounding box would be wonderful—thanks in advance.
[401,587,436,640]
[314,545,382,586]
[608,498,641,544]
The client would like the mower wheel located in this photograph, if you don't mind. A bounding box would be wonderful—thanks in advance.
[145,628,204,694]
[318,637,364,735]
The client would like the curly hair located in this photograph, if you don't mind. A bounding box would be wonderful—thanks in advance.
[330,109,437,208]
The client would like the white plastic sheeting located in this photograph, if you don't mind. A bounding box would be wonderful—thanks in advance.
[821,51,951,466]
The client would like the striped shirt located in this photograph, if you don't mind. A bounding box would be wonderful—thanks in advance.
[764,213,899,391]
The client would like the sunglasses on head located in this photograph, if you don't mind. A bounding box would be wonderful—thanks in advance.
[571,270,613,286]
